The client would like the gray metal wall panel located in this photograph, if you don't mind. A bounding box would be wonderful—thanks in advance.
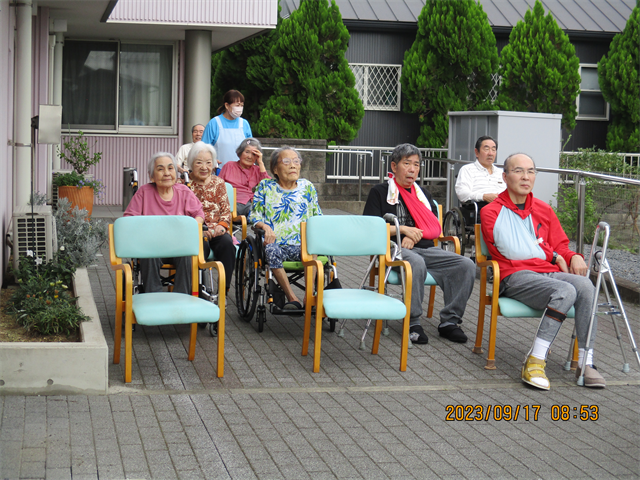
[348,111,420,147]
[346,31,415,64]
[573,39,612,64]
[562,120,609,151]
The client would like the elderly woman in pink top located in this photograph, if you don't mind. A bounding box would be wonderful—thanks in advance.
[218,137,270,216]
[124,152,205,295]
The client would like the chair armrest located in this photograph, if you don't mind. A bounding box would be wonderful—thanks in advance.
[386,258,412,306]
[199,259,226,294]
[232,213,247,239]
[437,235,461,254]
[477,258,501,292]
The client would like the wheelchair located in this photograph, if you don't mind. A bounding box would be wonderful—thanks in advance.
[441,201,485,258]
[235,230,337,333]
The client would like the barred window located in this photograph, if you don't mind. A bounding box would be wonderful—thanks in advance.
[350,63,401,111]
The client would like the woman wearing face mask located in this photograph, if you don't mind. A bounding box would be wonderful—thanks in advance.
[202,90,253,170]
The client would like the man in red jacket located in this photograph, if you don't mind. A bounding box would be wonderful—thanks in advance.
[481,153,604,390]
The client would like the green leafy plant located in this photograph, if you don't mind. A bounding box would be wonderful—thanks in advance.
[496,0,580,131]
[53,170,105,198]
[255,0,364,143]
[598,3,639,152]
[55,131,104,196]
[400,0,499,147]
[58,131,102,175]
[54,198,108,268]
[8,247,87,336]
[554,184,599,243]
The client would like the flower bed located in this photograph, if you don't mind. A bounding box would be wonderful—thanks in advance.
[0,268,108,395]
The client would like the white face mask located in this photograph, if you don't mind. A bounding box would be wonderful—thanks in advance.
[229,106,243,119]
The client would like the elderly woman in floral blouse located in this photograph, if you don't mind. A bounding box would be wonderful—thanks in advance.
[185,141,235,283]
[248,146,322,311]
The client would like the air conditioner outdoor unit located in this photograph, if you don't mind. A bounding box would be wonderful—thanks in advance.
[52,169,73,209]
[12,206,57,271]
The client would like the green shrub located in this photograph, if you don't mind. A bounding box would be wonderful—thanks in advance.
[9,247,87,336]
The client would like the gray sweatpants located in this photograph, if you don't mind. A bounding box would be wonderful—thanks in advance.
[140,256,192,295]
[499,270,597,349]
[401,247,476,327]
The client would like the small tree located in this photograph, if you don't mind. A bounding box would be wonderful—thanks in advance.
[210,13,281,124]
[598,3,639,152]
[255,0,364,143]
[400,0,499,147]
[496,0,580,131]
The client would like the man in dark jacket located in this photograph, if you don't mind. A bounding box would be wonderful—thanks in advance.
[363,144,475,346]
[481,152,604,390]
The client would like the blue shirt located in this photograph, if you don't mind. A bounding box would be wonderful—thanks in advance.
[202,114,252,146]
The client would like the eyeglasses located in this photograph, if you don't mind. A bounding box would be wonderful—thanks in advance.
[509,168,537,176]
[281,157,301,166]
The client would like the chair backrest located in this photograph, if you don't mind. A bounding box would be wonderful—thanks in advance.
[305,215,388,256]
[474,224,490,262]
[114,215,200,259]
[224,182,235,213]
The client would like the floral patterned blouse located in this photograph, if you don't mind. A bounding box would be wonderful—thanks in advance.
[187,176,231,230]
[248,178,322,246]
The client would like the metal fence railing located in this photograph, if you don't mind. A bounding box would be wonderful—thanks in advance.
[327,145,448,187]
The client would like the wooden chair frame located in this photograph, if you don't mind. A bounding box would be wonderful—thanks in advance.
[109,221,225,383]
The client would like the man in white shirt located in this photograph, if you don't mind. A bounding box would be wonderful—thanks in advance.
[455,136,506,215]
[176,124,205,173]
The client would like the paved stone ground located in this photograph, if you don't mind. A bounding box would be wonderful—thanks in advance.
[1,208,639,479]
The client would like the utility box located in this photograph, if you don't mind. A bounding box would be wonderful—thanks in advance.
[12,206,57,271]
[447,111,563,207]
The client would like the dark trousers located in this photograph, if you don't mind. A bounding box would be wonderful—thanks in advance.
[203,233,235,289]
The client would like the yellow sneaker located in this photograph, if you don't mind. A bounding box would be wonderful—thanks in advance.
[521,355,550,390]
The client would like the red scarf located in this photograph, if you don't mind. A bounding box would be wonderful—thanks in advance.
[394,179,442,240]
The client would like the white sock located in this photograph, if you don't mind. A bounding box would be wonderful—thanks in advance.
[530,338,551,360]
[578,348,594,366]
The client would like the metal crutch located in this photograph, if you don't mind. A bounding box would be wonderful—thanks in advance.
[577,222,640,386]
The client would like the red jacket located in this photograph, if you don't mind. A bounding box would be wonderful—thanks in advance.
[481,190,581,279]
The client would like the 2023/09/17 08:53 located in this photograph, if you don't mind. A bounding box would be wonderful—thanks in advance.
[444,404,599,422]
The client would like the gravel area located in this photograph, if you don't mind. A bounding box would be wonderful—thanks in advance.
[570,241,640,285]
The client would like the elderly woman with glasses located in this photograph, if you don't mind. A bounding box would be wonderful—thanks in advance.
[124,152,205,295]
[219,137,270,216]
[248,146,322,311]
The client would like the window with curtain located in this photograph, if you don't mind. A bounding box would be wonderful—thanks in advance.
[577,65,609,121]
[62,41,175,132]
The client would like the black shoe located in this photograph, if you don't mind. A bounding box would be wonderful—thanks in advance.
[409,325,429,345]
[438,324,468,343]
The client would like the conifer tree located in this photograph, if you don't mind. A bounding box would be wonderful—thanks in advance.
[496,0,580,131]
[209,18,280,124]
[598,3,639,152]
[400,0,499,148]
[255,0,364,143]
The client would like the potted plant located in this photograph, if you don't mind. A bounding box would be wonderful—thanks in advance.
[54,131,104,215]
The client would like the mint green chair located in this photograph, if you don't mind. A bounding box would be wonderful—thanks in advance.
[301,215,413,373]
[474,224,576,369]
[109,215,225,383]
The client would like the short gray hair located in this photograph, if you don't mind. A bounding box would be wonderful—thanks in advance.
[148,152,177,178]
[503,152,535,172]
[389,143,422,166]
[191,124,205,133]
[187,141,217,171]
[236,137,263,158]
[269,146,302,178]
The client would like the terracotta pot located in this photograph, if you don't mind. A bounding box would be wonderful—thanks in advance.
[58,186,94,217]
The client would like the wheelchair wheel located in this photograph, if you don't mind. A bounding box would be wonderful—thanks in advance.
[442,207,466,256]
[257,306,266,333]
[235,237,260,321]
[208,322,218,337]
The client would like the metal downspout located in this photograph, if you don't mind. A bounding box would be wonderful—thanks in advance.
[14,0,33,208]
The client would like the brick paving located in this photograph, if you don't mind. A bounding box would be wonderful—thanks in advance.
[1,207,638,479]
